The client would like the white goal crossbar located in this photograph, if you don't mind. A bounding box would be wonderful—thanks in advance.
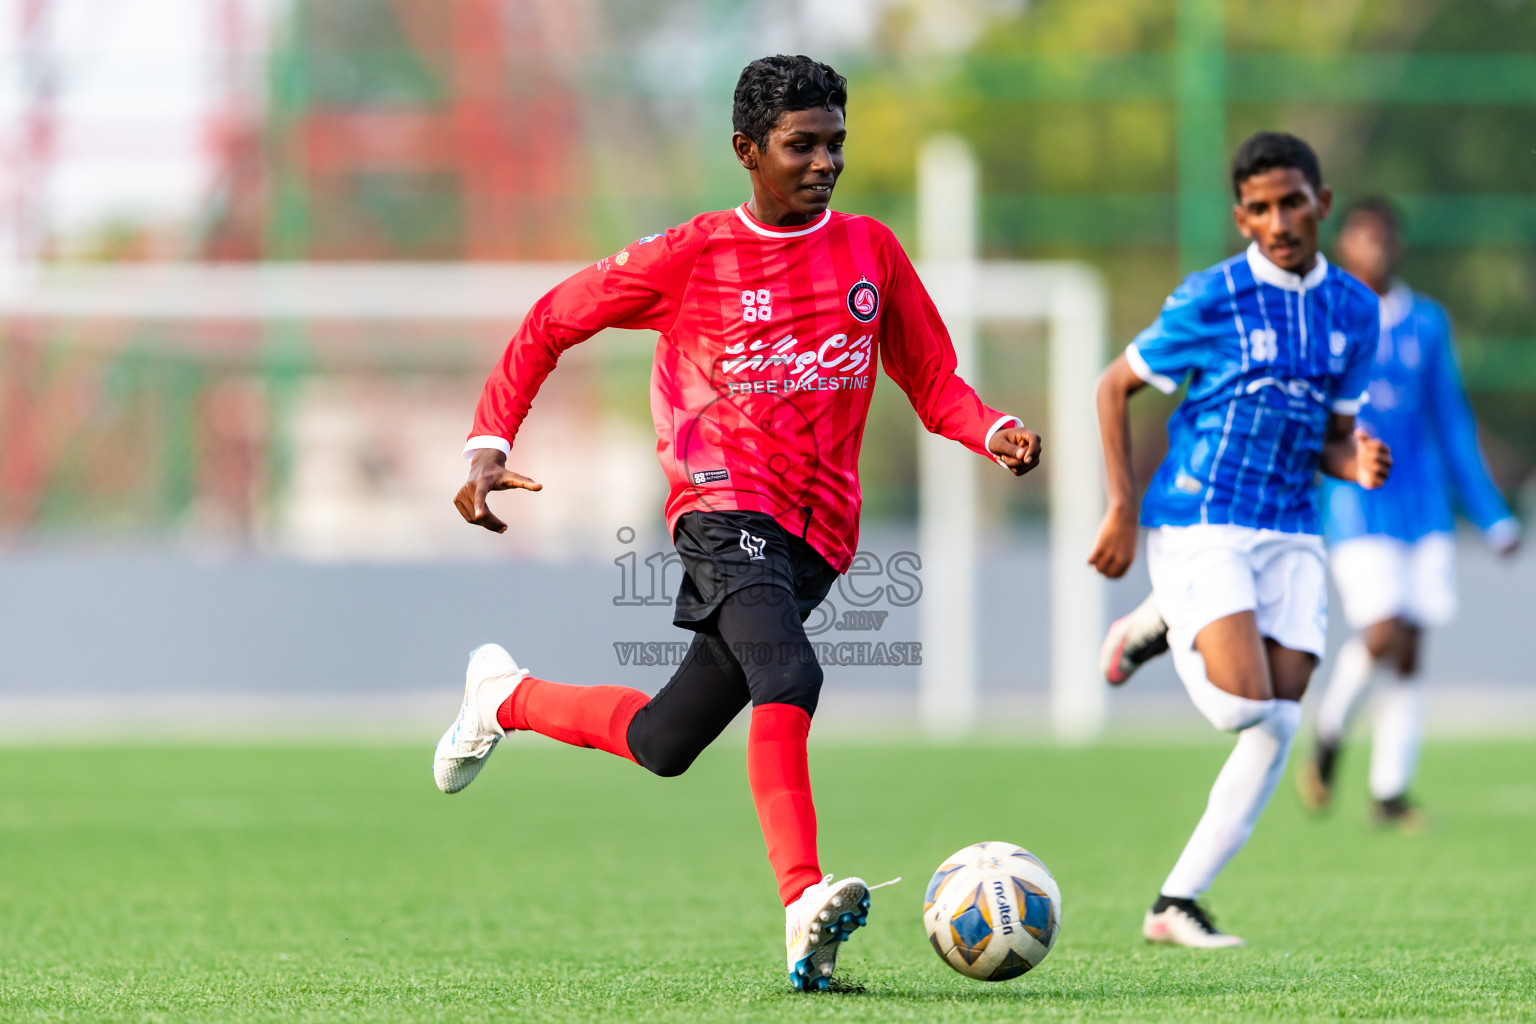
[0,176,1108,743]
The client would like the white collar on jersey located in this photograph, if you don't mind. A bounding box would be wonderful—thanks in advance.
[1379,280,1414,330]
[734,203,833,238]
[1245,242,1330,292]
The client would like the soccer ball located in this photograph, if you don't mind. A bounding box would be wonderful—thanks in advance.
[922,841,1062,981]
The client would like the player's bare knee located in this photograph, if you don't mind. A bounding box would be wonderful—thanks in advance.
[1363,619,1397,660]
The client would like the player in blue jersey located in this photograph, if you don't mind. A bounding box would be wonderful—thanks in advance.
[1088,132,1393,948]
[1296,198,1521,828]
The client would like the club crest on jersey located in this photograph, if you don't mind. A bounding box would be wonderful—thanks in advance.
[847,279,880,323]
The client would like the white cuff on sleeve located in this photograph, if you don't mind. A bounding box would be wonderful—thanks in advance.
[1125,344,1179,394]
[1486,517,1521,552]
[1331,397,1364,416]
[463,435,512,459]
[984,414,1024,466]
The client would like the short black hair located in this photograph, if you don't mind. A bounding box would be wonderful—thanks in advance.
[1341,196,1403,239]
[732,55,847,150]
[1230,131,1323,199]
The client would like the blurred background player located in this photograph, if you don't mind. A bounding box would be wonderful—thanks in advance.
[1296,199,1522,828]
[1088,132,1391,948]
[431,55,1041,991]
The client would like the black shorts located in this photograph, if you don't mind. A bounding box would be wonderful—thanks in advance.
[671,510,838,631]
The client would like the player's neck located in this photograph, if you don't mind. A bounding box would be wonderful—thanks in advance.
[1253,242,1321,281]
[744,188,822,228]
[1289,251,1320,277]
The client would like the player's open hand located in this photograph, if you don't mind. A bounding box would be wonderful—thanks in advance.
[1354,429,1392,490]
[1087,504,1139,579]
[454,448,542,534]
[989,426,1042,476]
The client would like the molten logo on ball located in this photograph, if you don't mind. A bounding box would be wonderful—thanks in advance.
[923,841,1062,982]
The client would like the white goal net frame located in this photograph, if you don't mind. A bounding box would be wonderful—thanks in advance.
[0,143,1110,741]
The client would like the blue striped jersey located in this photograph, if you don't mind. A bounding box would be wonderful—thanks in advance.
[1322,283,1516,546]
[1128,244,1378,534]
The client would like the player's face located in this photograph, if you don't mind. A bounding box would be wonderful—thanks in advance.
[1335,212,1399,294]
[1232,167,1334,274]
[734,106,845,223]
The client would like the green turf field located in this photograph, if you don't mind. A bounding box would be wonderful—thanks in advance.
[0,739,1532,1022]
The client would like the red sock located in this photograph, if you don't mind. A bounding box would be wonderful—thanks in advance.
[748,703,822,906]
[498,677,650,764]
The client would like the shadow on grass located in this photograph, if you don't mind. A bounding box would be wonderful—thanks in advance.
[837,966,1301,1007]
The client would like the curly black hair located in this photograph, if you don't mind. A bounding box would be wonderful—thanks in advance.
[1341,196,1403,238]
[732,55,847,150]
[1230,131,1322,199]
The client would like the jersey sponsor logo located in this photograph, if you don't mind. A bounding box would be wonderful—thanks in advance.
[690,468,729,485]
[1243,376,1327,405]
[718,331,874,382]
[847,279,879,323]
[739,530,767,561]
[741,288,772,323]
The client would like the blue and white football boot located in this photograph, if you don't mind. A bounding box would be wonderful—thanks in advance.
[432,643,529,794]
[784,874,871,991]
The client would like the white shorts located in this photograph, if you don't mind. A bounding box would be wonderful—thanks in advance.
[1147,524,1329,660]
[1329,532,1457,630]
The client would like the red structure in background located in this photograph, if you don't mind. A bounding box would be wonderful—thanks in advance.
[205,0,589,261]
[200,0,266,261]
[0,0,59,532]
[0,0,592,538]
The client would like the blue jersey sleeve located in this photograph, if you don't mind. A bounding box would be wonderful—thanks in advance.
[1422,302,1516,536]
[1125,272,1220,394]
[1330,296,1377,416]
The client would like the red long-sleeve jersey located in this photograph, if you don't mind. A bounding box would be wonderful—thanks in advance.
[466,204,1017,573]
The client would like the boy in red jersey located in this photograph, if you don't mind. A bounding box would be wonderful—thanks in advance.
[433,55,1041,990]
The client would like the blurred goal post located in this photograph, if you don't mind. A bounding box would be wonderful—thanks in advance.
[917,137,1108,743]
[0,139,1108,741]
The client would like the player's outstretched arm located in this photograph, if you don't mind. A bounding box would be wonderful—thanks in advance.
[454,448,542,534]
[1087,355,1146,578]
[1320,414,1391,489]
[988,426,1042,477]
[457,225,700,533]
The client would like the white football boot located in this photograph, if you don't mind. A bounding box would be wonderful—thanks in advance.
[1142,898,1245,948]
[432,643,529,794]
[784,875,871,991]
[1101,592,1170,685]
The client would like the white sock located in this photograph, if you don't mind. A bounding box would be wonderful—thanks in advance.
[1170,642,1278,733]
[1369,679,1424,801]
[1160,700,1302,900]
[1314,636,1377,746]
